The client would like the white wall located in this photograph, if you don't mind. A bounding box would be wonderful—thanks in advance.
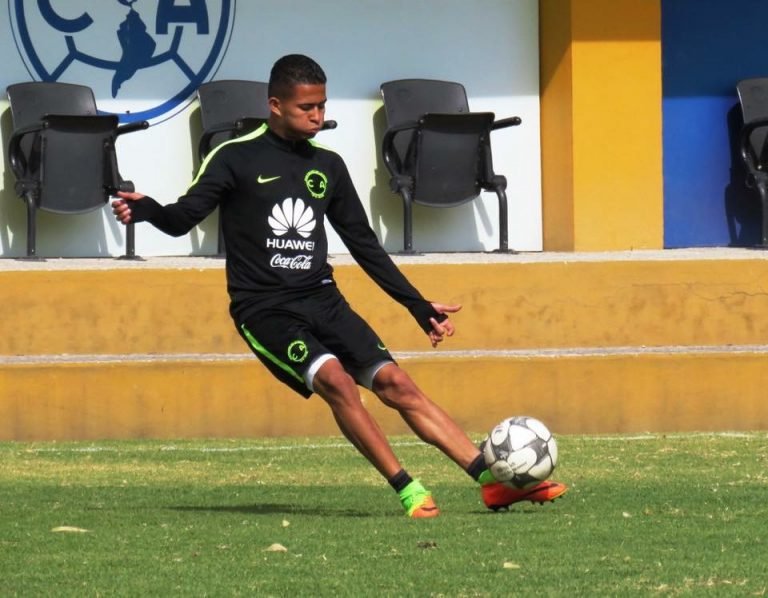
[0,0,541,258]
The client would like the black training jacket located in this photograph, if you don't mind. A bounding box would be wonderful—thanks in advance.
[128,124,442,331]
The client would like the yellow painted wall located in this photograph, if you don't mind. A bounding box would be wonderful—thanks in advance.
[540,0,663,251]
[2,257,768,440]
[3,350,768,441]
[540,0,575,251]
[4,260,768,357]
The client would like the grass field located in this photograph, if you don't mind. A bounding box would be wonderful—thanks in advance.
[1,433,767,597]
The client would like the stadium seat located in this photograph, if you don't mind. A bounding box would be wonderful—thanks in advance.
[736,78,768,246]
[5,82,148,259]
[196,80,337,255]
[196,80,271,165]
[379,79,522,253]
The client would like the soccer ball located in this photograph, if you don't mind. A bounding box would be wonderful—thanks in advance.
[481,416,558,489]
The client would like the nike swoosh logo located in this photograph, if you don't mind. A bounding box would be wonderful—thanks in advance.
[257,175,281,184]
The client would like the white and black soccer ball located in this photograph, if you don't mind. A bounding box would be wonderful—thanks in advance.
[481,416,559,489]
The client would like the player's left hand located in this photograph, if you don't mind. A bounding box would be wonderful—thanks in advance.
[111,191,145,225]
[428,302,462,348]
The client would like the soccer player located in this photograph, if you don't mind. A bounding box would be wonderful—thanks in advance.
[112,54,567,517]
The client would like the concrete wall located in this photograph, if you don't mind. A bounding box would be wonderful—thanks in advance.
[4,1,767,256]
[540,0,663,251]
[0,0,542,257]
[661,0,767,247]
[3,253,768,440]
[539,0,768,250]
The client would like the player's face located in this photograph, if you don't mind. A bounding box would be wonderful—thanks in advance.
[269,83,326,140]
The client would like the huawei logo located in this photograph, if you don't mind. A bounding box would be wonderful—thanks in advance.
[268,198,316,238]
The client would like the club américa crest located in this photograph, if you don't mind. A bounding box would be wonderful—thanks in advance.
[9,0,235,124]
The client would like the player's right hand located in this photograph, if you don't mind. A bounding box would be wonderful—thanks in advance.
[111,191,145,224]
[427,302,462,347]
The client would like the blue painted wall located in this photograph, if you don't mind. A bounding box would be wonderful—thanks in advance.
[662,0,764,247]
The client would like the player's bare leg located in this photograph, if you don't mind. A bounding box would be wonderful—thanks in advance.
[372,363,568,511]
[371,363,480,469]
[312,358,400,478]
[312,358,439,517]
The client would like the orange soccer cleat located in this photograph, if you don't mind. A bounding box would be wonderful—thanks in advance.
[408,494,440,519]
[400,480,440,518]
[482,480,568,511]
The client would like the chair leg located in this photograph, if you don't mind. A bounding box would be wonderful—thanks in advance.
[494,187,510,253]
[118,222,142,260]
[24,195,39,260]
[759,183,768,247]
[126,222,136,258]
[402,191,415,254]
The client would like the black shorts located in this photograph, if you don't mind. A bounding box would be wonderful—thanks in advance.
[236,285,395,398]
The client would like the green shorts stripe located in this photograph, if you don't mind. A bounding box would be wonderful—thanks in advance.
[240,323,304,384]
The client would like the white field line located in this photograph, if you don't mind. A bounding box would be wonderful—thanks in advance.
[14,440,420,454]
[8,431,767,455]
[5,344,768,366]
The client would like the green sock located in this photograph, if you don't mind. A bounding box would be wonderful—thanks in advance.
[478,469,496,485]
[398,479,430,514]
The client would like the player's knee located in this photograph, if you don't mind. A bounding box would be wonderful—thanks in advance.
[373,366,421,407]
[313,361,359,404]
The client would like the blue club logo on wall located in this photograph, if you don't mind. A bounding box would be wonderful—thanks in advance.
[9,0,235,124]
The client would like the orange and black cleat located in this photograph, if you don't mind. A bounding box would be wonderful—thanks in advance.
[400,479,440,518]
[482,480,568,511]
[408,495,440,518]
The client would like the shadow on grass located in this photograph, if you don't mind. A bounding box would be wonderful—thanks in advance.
[168,503,559,518]
[167,503,376,518]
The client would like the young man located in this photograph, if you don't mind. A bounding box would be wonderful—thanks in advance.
[112,54,567,517]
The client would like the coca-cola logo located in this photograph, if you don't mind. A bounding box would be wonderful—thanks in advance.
[269,254,313,270]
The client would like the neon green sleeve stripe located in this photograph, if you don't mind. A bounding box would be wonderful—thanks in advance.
[188,123,269,191]
[240,324,304,384]
[308,138,336,154]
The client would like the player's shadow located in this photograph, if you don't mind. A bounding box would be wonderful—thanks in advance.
[480,507,557,516]
[168,503,375,518]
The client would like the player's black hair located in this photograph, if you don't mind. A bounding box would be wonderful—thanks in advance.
[268,54,327,99]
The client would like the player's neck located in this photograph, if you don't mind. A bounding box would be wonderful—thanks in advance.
[267,117,308,142]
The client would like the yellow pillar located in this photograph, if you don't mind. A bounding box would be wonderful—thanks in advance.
[540,0,663,251]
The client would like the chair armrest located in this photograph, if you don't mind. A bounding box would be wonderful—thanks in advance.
[116,120,149,137]
[740,117,768,173]
[381,120,420,178]
[7,123,44,179]
[198,120,242,161]
[491,116,522,131]
[233,117,337,133]
[235,117,267,134]
[106,179,135,196]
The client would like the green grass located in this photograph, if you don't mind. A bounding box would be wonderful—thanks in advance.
[1,433,767,597]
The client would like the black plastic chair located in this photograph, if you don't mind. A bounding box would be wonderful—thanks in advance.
[196,80,337,255]
[380,79,522,253]
[736,77,768,246]
[6,82,148,259]
[196,80,271,165]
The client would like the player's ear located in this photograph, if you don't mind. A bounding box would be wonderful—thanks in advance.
[268,96,282,117]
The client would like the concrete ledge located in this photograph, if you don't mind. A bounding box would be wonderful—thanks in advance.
[3,249,768,355]
[3,249,768,440]
[2,347,766,441]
